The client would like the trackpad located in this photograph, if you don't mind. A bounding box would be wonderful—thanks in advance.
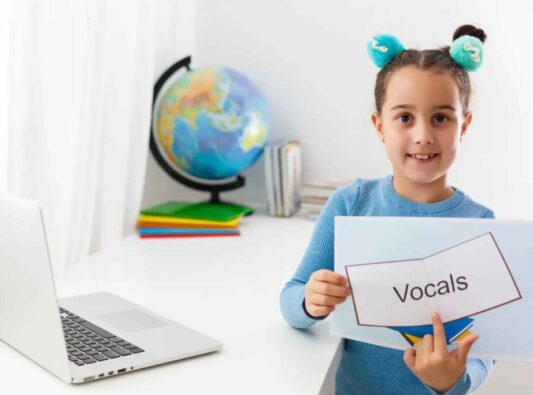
[99,309,169,332]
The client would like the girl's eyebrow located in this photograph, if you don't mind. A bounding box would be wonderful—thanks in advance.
[432,105,456,111]
[389,104,415,111]
[389,104,456,111]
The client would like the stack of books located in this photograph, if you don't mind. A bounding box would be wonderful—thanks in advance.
[300,180,351,219]
[389,317,474,346]
[264,141,302,217]
[136,201,252,238]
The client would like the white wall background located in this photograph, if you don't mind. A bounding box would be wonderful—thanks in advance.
[145,0,533,219]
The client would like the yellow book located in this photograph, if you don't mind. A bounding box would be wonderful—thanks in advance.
[452,330,472,344]
[404,333,423,345]
[137,214,242,227]
[403,330,472,346]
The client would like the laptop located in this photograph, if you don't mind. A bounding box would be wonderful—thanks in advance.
[0,193,222,383]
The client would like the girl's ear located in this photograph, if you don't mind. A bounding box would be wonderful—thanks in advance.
[371,112,385,142]
[460,112,473,141]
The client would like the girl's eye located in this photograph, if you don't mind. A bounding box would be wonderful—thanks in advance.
[434,114,448,123]
[398,114,411,123]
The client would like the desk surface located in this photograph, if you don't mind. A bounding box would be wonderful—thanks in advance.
[0,215,341,394]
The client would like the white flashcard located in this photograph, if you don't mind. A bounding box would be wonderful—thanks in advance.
[345,233,521,327]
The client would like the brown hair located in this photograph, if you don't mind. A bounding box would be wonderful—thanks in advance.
[374,25,487,116]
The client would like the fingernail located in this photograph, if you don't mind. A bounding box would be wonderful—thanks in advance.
[433,312,441,320]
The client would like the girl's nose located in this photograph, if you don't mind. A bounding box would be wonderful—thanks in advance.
[412,124,434,145]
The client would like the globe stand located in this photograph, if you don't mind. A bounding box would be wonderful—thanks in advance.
[150,55,254,216]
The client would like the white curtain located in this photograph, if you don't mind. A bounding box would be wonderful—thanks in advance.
[0,0,162,269]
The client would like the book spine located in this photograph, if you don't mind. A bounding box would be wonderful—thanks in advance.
[281,144,290,217]
[290,141,302,216]
[273,143,283,216]
[264,146,276,215]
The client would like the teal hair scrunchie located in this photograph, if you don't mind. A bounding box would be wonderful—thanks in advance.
[450,35,484,71]
[367,34,405,68]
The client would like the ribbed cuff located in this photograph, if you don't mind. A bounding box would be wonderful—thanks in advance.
[427,371,471,395]
[302,297,328,321]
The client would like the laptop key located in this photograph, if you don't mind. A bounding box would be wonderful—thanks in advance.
[78,321,115,338]
[129,347,145,354]
[73,360,85,366]
[123,344,138,350]
[109,346,131,356]
[102,350,121,359]
[84,358,97,364]
[78,354,91,360]
[116,341,131,347]
[92,353,109,361]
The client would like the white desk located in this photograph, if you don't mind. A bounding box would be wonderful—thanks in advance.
[0,215,342,394]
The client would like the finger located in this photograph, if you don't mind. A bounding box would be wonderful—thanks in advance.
[313,270,348,286]
[306,304,335,317]
[422,334,434,356]
[313,281,351,298]
[415,339,424,369]
[455,333,479,364]
[403,348,416,370]
[308,293,347,307]
[432,312,448,354]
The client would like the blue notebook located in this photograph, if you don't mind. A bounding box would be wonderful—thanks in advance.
[388,317,474,343]
[139,228,240,235]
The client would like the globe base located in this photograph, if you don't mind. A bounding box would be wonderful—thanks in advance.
[206,190,253,216]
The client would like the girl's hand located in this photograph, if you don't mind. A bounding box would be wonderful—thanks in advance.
[304,269,351,317]
[403,312,479,393]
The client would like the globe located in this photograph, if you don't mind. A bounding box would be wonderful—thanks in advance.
[152,63,270,182]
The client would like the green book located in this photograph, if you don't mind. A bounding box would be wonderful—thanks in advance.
[141,201,252,222]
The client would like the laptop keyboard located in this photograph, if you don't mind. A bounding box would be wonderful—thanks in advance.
[60,307,145,366]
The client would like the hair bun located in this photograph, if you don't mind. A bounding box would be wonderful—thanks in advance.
[453,24,487,43]
[367,34,405,68]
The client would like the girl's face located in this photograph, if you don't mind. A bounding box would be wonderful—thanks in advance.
[371,66,472,192]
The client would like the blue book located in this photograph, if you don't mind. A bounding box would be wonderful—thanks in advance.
[139,227,240,235]
[388,317,474,344]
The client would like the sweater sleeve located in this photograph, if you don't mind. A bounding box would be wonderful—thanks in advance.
[426,358,495,395]
[279,182,358,329]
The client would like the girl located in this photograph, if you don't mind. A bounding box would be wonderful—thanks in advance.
[280,25,494,394]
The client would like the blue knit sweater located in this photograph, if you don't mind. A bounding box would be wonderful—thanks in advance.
[280,175,495,395]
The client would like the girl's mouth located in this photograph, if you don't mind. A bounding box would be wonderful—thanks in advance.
[407,153,439,163]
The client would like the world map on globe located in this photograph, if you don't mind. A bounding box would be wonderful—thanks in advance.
[153,66,270,180]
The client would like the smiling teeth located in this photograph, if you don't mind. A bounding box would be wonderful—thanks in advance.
[411,154,436,160]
